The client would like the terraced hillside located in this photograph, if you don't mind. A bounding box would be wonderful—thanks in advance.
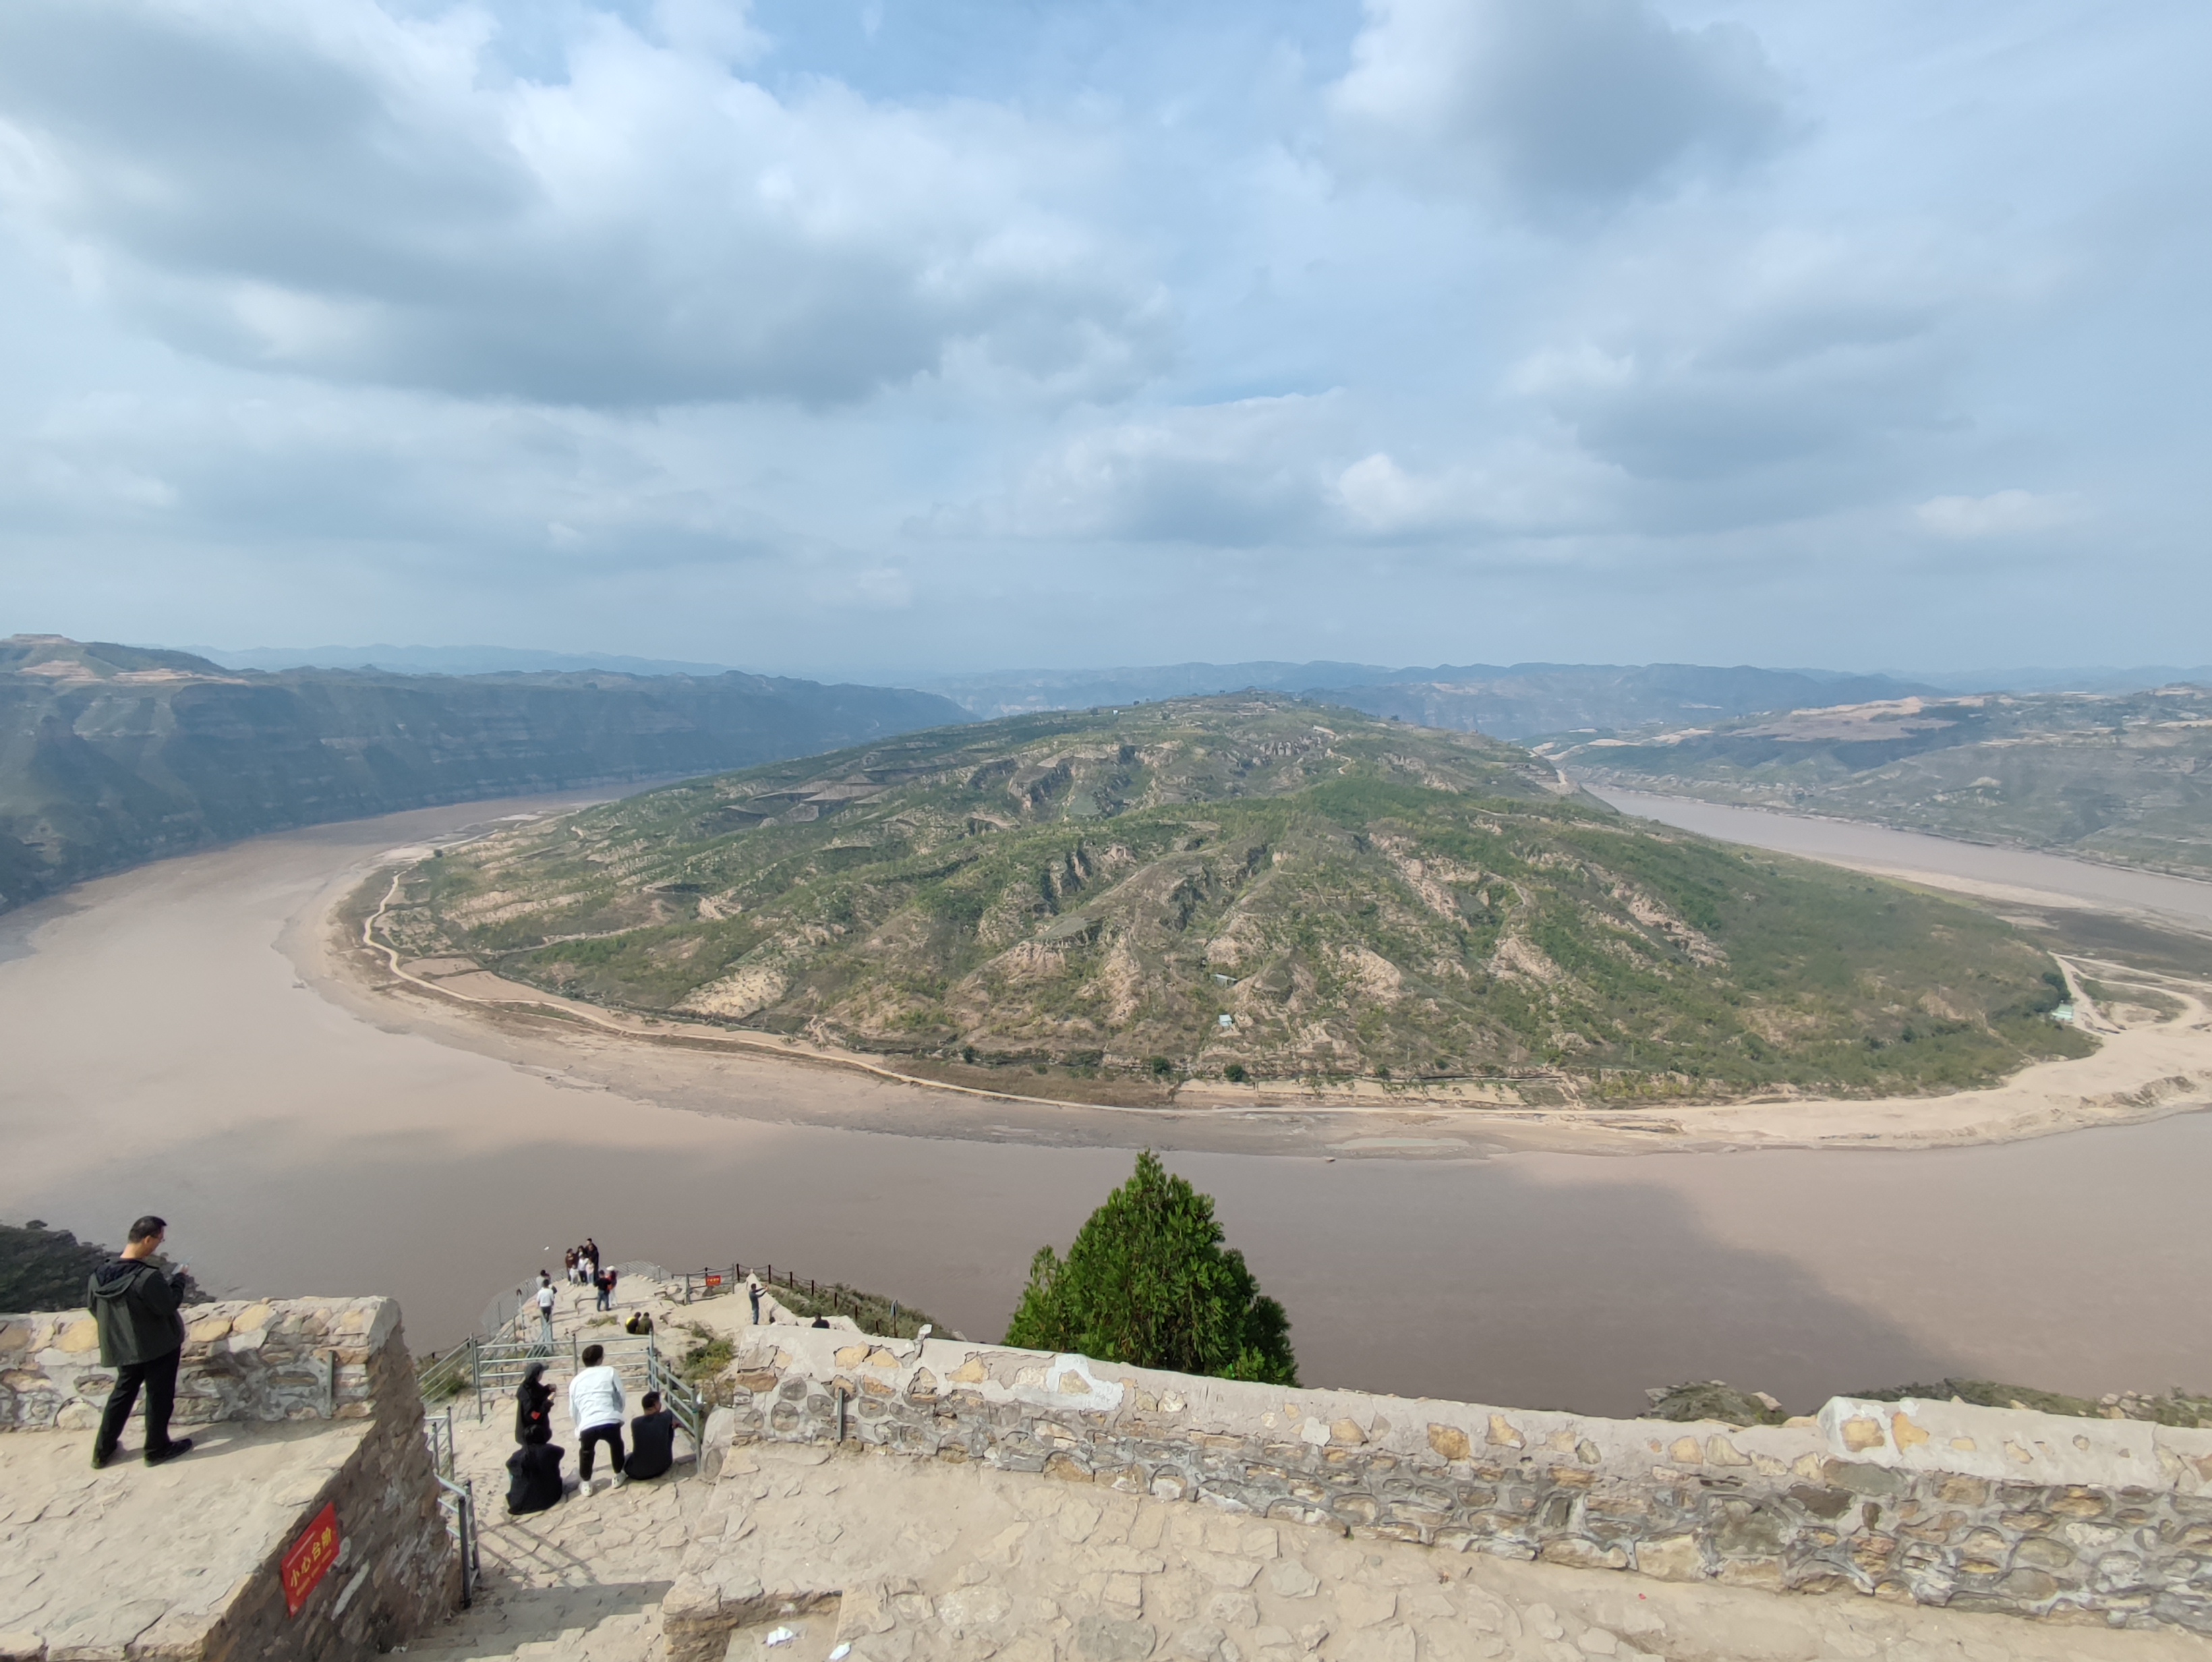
[382,697,2087,1099]
[1549,687,2212,876]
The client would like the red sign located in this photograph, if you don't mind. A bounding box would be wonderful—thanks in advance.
[704,1274,724,1288]
[281,1503,341,1615]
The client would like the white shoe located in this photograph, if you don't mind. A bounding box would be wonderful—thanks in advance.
[614,1471,630,1487]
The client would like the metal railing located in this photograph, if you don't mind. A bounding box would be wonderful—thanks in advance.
[421,1329,670,1422]
[645,1344,707,1452]
[422,1406,478,1608]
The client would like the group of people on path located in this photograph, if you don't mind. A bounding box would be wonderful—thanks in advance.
[562,1238,619,1311]
[504,1345,679,1515]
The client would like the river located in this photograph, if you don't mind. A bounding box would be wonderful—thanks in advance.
[2,795,2208,1417]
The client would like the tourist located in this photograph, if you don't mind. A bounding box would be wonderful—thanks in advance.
[86,1214,194,1469]
[564,1246,580,1286]
[747,1274,762,1325]
[583,1236,601,1276]
[569,1342,627,1491]
[515,1360,554,1445]
[625,1390,678,1481]
[505,1439,565,1514]
[534,1273,557,1344]
[624,1309,654,1336]
[595,1265,618,1312]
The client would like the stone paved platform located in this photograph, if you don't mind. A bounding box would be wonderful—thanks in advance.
[400,1402,2212,1662]
[0,1419,374,1657]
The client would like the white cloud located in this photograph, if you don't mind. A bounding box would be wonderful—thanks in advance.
[0,0,1165,406]
[1329,0,1785,212]
[1915,490,2085,540]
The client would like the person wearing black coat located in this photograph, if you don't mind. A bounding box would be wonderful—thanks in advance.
[86,1214,194,1469]
[515,1361,554,1446]
[505,1440,566,1514]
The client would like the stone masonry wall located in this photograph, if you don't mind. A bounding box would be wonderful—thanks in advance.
[703,1327,2212,1635]
[0,1296,408,1431]
[0,1296,457,1660]
[201,1322,458,1662]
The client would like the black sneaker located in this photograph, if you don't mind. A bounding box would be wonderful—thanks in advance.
[91,1443,116,1470]
[144,1437,194,1466]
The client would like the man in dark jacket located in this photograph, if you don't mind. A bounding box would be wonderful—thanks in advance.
[86,1214,193,1469]
[625,1390,678,1481]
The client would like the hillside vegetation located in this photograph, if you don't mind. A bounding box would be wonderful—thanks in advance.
[0,634,964,912]
[382,697,2086,1100]
[1551,687,2212,876]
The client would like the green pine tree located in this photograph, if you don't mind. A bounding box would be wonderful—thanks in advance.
[1003,1151,1296,1385]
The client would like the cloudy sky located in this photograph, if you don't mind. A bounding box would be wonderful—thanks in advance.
[0,0,2203,679]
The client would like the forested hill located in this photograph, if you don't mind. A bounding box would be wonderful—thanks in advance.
[384,695,2085,1100]
[0,635,966,911]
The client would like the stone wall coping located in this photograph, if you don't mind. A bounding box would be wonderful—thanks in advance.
[736,1326,2212,1497]
[1820,1394,2212,1492]
[0,1296,413,1435]
[1,1295,399,1355]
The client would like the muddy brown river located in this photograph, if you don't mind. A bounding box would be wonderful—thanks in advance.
[3,795,2208,1417]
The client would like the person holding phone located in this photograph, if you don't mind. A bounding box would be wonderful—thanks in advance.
[86,1214,194,1469]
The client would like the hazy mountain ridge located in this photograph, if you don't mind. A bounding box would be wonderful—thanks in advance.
[384,695,2083,1101]
[1550,687,2212,876]
[922,661,1931,740]
[0,635,966,912]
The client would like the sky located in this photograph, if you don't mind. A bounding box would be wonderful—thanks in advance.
[0,0,2205,681]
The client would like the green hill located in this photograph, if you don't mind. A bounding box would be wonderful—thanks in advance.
[381,695,2087,1100]
[1548,687,2212,876]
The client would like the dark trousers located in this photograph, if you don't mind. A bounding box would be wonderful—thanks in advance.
[96,1347,181,1458]
[578,1423,625,1481]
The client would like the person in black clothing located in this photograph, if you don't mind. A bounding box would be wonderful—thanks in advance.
[86,1214,194,1470]
[626,1391,678,1481]
[505,1440,566,1514]
[515,1360,554,1445]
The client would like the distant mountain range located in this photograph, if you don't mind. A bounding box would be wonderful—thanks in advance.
[0,635,964,913]
[186,643,740,677]
[920,662,1933,740]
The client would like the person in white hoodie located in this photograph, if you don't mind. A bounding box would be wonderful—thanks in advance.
[568,1343,627,1491]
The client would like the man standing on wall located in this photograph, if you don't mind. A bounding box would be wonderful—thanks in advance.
[87,1215,193,1469]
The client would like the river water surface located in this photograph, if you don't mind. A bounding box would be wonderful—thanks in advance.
[2,797,2208,1417]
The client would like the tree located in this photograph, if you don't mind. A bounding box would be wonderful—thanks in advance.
[1003,1151,1296,1385]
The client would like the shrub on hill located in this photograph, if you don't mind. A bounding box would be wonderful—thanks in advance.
[1004,1151,1296,1385]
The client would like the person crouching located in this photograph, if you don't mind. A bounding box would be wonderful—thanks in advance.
[568,1342,626,1492]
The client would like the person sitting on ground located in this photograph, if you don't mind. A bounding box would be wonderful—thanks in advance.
[515,1360,554,1445]
[568,1342,626,1491]
[625,1389,678,1481]
[624,1309,653,1336]
[505,1437,565,1514]
[86,1214,194,1470]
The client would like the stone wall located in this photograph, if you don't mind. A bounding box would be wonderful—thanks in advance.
[703,1327,2212,1634]
[192,1336,457,1662]
[0,1296,408,1431]
[0,1296,457,1660]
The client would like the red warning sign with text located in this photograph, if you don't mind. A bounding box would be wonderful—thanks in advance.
[281,1502,341,1615]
